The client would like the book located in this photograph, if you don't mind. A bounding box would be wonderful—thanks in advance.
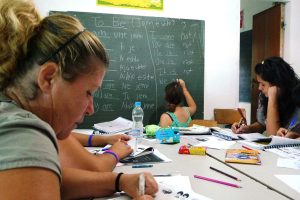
[93,117,133,134]
[239,136,300,150]
[225,149,261,165]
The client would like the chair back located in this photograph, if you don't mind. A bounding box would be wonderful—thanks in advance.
[213,108,246,125]
[188,119,218,127]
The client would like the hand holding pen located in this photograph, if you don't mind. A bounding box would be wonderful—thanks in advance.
[277,117,298,137]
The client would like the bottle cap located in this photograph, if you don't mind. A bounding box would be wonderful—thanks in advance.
[135,101,141,107]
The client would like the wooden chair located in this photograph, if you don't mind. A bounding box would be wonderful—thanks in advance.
[188,119,218,127]
[213,108,246,125]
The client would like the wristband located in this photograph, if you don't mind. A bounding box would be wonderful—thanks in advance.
[103,150,119,163]
[88,134,94,147]
[115,172,124,192]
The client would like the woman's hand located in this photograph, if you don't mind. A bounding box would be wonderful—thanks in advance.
[231,122,250,134]
[177,79,186,89]
[276,128,287,137]
[109,140,133,159]
[105,134,131,145]
[120,172,158,199]
[267,86,279,99]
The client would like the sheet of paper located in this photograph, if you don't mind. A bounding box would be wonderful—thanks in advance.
[94,176,212,200]
[194,136,236,150]
[277,158,300,170]
[238,133,267,141]
[275,175,300,193]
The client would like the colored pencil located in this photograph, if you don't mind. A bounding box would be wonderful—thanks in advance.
[209,166,241,181]
[242,145,253,150]
[194,175,242,188]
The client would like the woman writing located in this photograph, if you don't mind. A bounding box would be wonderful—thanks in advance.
[232,57,300,136]
[0,0,157,199]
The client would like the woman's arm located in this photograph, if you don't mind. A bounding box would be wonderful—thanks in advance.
[0,168,60,199]
[266,86,281,135]
[72,132,130,147]
[59,134,132,172]
[178,79,197,115]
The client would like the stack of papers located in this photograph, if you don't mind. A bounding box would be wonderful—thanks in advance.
[93,117,133,134]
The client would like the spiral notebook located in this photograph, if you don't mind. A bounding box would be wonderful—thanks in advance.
[239,136,300,150]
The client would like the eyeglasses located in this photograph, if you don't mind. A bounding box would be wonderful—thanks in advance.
[38,29,85,65]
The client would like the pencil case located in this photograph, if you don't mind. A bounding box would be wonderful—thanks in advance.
[178,145,206,155]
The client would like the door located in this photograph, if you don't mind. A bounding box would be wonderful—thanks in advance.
[250,4,284,123]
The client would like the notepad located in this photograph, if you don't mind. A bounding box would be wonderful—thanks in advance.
[93,117,133,134]
[239,136,300,150]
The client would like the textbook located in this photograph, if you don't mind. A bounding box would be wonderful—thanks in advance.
[239,136,300,150]
[225,149,261,165]
[93,117,133,134]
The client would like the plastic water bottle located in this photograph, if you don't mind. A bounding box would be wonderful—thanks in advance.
[131,101,144,153]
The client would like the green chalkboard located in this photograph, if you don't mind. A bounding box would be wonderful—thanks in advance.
[52,11,205,128]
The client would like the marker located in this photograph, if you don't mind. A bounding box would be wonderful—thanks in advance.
[132,164,153,168]
[153,174,172,177]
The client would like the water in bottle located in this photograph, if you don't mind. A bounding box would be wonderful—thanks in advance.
[131,101,144,153]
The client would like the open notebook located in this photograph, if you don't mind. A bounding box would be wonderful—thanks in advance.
[239,136,300,150]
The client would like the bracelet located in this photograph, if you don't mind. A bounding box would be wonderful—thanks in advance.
[88,134,94,147]
[103,150,119,163]
[115,172,124,192]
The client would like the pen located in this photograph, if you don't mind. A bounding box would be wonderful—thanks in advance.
[132,164,153,168]
[139,173,145,196]
[209,166,241,181]
[153,174,172,177]
[237,108,247,127]
[194,175,242,188]
[286,116,298,135]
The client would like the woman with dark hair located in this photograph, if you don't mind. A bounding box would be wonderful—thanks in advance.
[159,79,197,127]
[232,56,300,135]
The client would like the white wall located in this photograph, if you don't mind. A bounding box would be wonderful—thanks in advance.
[284,0,300,76]
[34,0,240,120]
[240,0,273,32]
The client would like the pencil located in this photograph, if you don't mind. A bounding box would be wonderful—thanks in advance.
[209,166,241,181]
[242,145,253,150]
[194,175,242,188]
